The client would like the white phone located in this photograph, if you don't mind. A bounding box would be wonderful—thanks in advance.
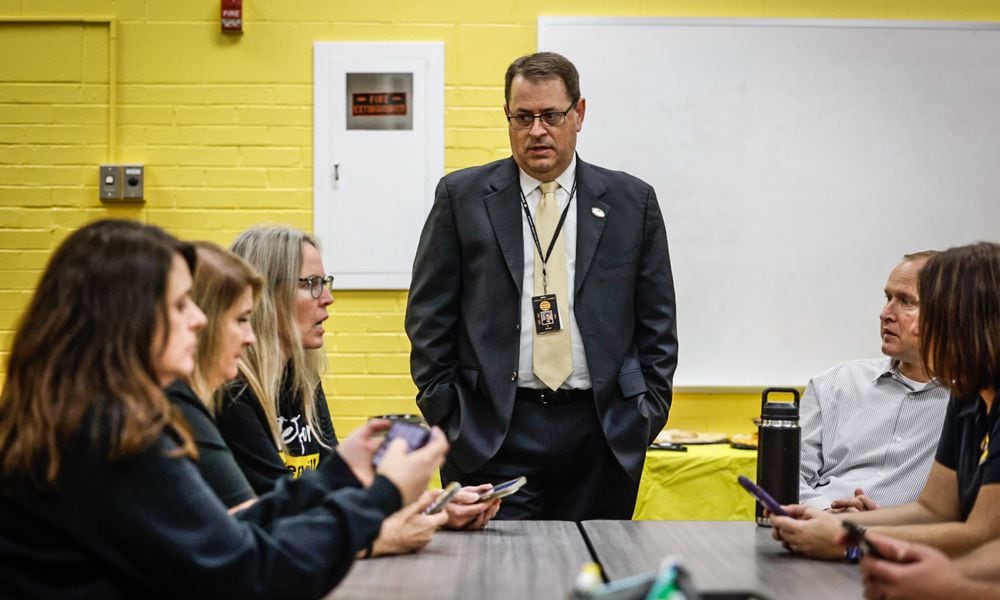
[424,481,462,514]
[477,476,527,503]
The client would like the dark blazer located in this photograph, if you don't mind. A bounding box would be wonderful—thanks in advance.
[405,156,678,480]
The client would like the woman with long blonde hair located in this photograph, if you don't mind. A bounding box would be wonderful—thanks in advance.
[221,225,500,556]
[220,226,338,488]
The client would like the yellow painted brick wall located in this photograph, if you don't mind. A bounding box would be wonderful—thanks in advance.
[1,1,998,435]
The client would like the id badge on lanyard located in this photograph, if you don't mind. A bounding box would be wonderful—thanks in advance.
[520,180,577,336]
[532,294,562,334]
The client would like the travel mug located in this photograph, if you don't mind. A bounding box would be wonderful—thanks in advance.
[755,387,800,526]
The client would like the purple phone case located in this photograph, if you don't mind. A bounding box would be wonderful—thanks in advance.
[737,475,789,516]
[373,422,430,466]
[843,520,884,559]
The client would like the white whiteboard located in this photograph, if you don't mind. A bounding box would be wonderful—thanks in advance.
[540,17,1000,388]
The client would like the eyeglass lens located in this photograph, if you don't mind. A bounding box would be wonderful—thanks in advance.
[511,111,566,129]
[304,276,334,298]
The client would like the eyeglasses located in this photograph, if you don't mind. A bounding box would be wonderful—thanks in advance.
[298,275,335,299]
[505,102,576,130]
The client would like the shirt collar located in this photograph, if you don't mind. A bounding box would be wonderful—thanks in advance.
[518,154,577,198]
[875,358,940,392]
[872,358,898,384]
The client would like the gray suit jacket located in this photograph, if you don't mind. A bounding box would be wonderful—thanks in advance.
[405,156,677,480]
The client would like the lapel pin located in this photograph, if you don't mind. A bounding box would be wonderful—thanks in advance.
[591,207,606,219]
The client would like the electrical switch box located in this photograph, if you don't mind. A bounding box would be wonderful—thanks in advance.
[99,165,123,201]
[99,164,145,202]
[123,165,144,200]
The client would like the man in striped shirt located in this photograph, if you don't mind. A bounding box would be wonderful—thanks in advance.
[798,251,950,510]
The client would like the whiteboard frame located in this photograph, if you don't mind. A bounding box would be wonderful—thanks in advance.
[540,16,1000,39]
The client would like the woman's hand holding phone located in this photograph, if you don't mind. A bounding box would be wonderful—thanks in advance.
[769,504,847,560]
[442,483,500,530]
[858,532,975,600]
[735,477,842,558]
[376,427,448,506]
[369,490,449,557]
[335,419,392,487]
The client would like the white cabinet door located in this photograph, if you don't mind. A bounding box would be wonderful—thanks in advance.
[314,42,444,289]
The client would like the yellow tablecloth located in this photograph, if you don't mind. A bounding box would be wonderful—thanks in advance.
[633,444,758,521]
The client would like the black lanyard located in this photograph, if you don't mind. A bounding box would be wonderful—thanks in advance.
[519,179,577,294]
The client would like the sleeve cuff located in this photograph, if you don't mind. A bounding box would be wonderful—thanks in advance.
[801,495,833,510]
[316,452,363,490]
[365,475,403,516]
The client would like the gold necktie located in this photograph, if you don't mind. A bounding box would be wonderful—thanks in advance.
[532,181,573,390]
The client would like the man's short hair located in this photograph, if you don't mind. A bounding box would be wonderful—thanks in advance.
[903,250,937,263]
[504,52,580,106]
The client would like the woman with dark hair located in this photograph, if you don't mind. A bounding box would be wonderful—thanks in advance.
[856,242,1000,599]
[768,242,1000,568]
[0,219,447,598]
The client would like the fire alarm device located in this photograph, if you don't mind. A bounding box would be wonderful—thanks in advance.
[221,0,242,33]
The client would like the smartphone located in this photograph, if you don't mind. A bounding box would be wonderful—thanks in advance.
[842,520,884,559]
[372,421,431,466]
[477,476,527,503]
[737,475,789,517]
[424,481,462,515]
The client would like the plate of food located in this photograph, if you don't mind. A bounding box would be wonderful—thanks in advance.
[654,428,729,445]
[729,432,758,450]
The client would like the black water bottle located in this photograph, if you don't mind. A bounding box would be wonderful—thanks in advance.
[755,387,800,526]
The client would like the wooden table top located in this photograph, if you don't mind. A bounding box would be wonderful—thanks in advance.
[330,520,593,599]
[582,520,862,600]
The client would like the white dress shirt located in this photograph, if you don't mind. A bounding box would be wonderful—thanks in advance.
[516,156,591,390]
[798,357,950,509]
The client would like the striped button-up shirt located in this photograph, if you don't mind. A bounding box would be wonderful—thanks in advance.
[799,357,951,509]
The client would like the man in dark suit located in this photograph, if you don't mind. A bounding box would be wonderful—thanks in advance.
[405,52,677,520]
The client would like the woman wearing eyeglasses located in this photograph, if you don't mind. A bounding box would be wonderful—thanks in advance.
[0,220,447,598]
[220,225,499,556]
[217,226,340,491]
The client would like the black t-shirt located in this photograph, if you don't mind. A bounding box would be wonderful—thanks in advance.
[216,369,339,495]
[165,380,256,508]
[934,393,1000,519]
